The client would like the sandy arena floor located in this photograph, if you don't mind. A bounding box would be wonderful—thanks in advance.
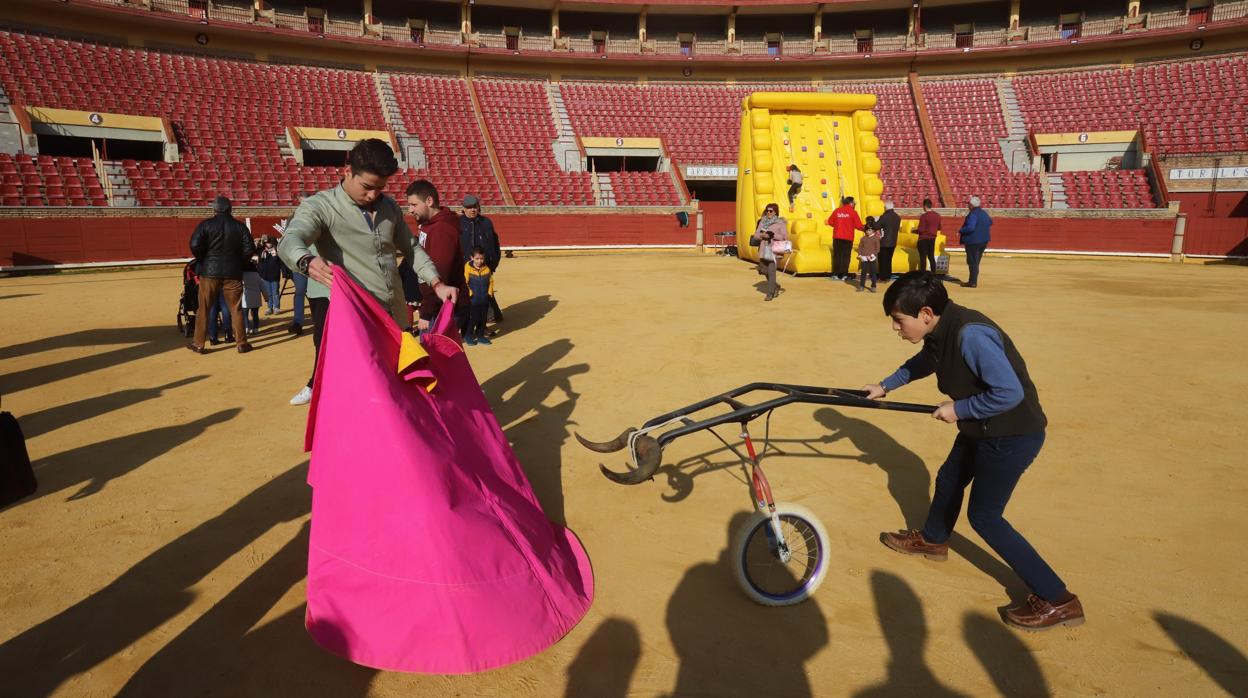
[1,251,1246,697]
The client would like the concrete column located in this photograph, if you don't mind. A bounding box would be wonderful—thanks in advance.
[1009,0,1020,30]
[462,1,471,38]
[362,0,372,24]
[909,3,919,38]
[728,10,736,43]
[552,5,560,39]
[1127,0,1141,17]
[814,5,823,41]
[639,8,647,43]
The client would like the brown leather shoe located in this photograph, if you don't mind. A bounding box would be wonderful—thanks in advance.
[237,343,253,354]
[1004,594,1085,631]
[186,343,205,354]
[880,529,949,561]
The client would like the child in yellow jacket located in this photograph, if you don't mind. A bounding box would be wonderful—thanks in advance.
[464,246,495,346]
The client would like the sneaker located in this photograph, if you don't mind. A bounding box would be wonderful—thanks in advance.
[465,337,478,346]
[477,336,492,345]
[869,286,877,293]
[289,386,313,406]
[855,286,864,293]
[1004,594,1085,631]
[880,529,949,561]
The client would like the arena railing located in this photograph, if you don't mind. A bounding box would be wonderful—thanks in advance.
[1213,1,1248,22]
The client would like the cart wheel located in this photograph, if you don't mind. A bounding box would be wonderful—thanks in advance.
[731,502,829,607]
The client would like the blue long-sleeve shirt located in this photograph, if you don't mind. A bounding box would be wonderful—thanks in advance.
[958,207,992,245]
[880,324,1023,419]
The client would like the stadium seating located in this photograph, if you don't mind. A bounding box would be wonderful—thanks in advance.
[828,81,941,207]
[922,79,1044,208]
[474,79,594,206]
[1013,56,1248,155]
[0,152,107,206]
[608,171,683,206]
[1060,170,1156,209]
[385,74,504,206]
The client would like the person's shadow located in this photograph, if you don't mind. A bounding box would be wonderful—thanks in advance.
[117,522,378,697]
[0,325,183,394]
[1154,611,1248,696]
[24,408,242,504]
[963,611,1050,697]
[480,338,588,526]
[564,617,642,698]
[494,294,557,336]
[854,570,968,698]
[665,512,828,697]
[814,408,1030,603]
[0,461,312,697]
[17,376,208,439]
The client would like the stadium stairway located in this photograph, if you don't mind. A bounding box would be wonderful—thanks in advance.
[545,83,582,173]
[995,79,1033,175]
[1047,172,1069,209]
[375,73,426,170]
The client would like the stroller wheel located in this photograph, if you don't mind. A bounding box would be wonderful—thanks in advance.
[177,312,186,336]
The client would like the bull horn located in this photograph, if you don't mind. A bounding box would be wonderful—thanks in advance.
[598,434,662,485]
[576,428,635,454]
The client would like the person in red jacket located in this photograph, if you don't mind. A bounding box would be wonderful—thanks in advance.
[406,179,468,333]
[827,196,864,281]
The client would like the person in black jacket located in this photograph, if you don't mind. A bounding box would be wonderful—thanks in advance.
[459,194,503,325]
[876,201,902,282]
[187,196,255,354]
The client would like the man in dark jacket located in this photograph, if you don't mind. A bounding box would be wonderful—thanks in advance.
[877,201,902,282]
[188,196,254,353]
[459,194,504,324]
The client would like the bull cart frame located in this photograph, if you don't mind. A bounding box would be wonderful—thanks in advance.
[577,383,935,606]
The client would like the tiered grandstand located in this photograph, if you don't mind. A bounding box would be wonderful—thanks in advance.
[0,0,1246,260]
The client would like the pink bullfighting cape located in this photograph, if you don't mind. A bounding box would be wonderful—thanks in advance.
[302,268,594,674]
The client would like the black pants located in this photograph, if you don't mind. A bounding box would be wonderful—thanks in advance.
[921,432,1067,602]
[878,245,895,280]
[964,242,988,286]
[468,303,489,339]
[917,238,937,273]
[306,296,330,388]
[787,182,801,205]
[831,239,853,278]
[858,259,878,288]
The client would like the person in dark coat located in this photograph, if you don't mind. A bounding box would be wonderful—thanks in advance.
[877,201,902,282]
[407,180,468,333]
[256,235,284,315]
[459,194,504,324]
[188,196,255,353]
[958,196,993,288]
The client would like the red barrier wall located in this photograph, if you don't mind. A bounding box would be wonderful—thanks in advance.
[1170,192,1248,257]
[0,210,1195,268]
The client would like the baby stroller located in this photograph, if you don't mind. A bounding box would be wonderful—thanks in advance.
[177,261,199,338]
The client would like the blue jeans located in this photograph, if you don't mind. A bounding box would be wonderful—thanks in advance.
[964,242,988,285]
[921,431,1067,601]
[292,274,307,326]
[206,294,231,340]
[263,279,280,312]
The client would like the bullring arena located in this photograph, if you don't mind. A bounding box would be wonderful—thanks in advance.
[1,0,1247,696]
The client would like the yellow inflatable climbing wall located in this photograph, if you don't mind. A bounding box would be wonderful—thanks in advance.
[736,92,944,275]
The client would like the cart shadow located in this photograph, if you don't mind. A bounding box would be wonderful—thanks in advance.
[664,512,829,698]
[480,337,588,526]
[814,408,1030,604]
[0,461,312,697]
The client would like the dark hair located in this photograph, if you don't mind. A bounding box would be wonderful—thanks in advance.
[842,196,855,206]
[470,245,486,256]
[347,138,398,178]
[864,215,877,228]
[922,198,933,209]
[212,195,231,215]
[882,271,949,317]
[763,202,780,215]
[405,179,440,206]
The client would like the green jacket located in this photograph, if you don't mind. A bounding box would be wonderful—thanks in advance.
[278,184,439,327]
